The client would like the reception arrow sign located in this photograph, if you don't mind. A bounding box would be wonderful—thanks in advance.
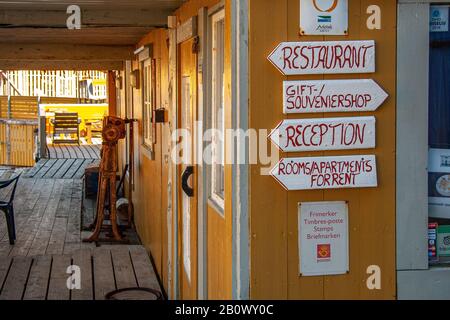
[267,40,376,75]
[270,155,378,191]
[268,116,376,152]
[283,79,388,114]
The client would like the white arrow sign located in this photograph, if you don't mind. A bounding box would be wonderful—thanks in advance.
[267,40,376,75]
[270,155,378,191]
[283,79,388,114]
[269,116,376,152]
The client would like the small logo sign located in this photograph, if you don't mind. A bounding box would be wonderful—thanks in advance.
[430,6,449,33]
[317,244,331,261]
[318,15,332,23]
[300,0,348,35]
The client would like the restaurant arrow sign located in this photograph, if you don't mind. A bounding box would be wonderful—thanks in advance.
[283,79,388,114]
[268,116,376,152]
[270,155,378,191]
[267,40,376,75]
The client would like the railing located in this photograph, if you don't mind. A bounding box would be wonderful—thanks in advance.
[0,96,39,166]
[0,70,107,98]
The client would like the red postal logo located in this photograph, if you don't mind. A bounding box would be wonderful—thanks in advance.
[317,244,331,260]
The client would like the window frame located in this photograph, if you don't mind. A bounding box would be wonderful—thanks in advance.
[208,8,226,212]
[141,57,157,155]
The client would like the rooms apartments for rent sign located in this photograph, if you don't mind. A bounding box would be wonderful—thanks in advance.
[267,0,388,276]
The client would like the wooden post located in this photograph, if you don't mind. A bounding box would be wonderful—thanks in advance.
[6,95,11,165]
[128,119,135,226]
[107,71,117,116]
[86,122,92,144]
[37,96,46,159]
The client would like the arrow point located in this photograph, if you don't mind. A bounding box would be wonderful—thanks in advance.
[268,128,283,150]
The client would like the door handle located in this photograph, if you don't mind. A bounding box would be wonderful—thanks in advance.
[181,166,194,197]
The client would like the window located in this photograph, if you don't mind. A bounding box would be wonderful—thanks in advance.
[210,9,225,209]
[142,58,156,152]
[428,5,450,265]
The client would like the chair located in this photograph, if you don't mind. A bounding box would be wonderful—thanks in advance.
[0,174,21,245]
[51,112,81,145]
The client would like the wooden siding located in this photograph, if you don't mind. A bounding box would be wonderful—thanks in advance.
[121,28,170,294]
[1,70,106,98]
[0,96,39,166]
[175,0,232,300]
[0,96,38,119]
[123,0,231,299]
[248,0,397,299]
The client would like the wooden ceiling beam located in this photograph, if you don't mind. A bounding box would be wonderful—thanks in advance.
[0,0,184,10]
[0,9,172,27]
[0,60,124,71]
[0,27,154,45]
[0,44,134,61]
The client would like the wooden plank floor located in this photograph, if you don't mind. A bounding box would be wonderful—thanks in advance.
[0,247,162,300]
[0,168,162,300]
[24,158,97,179]
[47,144,101,160]
[0,169,140,256]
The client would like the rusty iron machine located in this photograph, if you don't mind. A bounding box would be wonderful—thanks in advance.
[84,116,136,243]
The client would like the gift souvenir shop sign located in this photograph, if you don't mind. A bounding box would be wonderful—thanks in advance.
[268,40,375,75]
[270,155,378,191]
[283,79,388,114]
[269,116,376,152]
[300,0,348,35]
[299,201,349,276]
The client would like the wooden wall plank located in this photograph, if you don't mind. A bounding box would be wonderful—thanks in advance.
[320,0,362,300]
[354,0,396,300]
[249,0,289,299]
[286,0,325,299]
[249,0,397,300]
[129,27,169,296]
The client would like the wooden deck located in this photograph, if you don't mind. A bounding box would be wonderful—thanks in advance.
[0,246,161,300]
[0,167,162,300]
[48,144,101,160]
[24,158,98,179]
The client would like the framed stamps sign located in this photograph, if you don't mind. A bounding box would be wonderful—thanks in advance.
[267,40,375,75]
[270,155,378,191]
[300,0,348,35]
[283,79,388,114]
[269,116,376,152]
[299,201,349,276]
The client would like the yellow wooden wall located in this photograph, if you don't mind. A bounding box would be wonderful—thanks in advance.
[0,96,38,166]
[248,0,397,299]
[124,0,232,298]
[175,0,233,300]
[122,28,171,293]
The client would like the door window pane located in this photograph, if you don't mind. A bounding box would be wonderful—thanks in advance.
[210,9,225,209]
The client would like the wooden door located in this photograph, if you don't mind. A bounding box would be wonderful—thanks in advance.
[178,38,198,300]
